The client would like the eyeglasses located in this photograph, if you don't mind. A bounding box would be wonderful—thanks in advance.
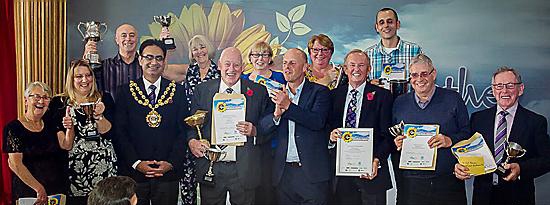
[250,53,271,58]
[492,82,521,90]
[28,94,51,102]
[74,73,93,81]
[409,69,434,79]
[311,48,331,54]
[141,55,165,62]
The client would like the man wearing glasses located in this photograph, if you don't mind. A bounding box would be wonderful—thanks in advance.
[392,54,470,205]
[454,67,550,205]
[114,39,189,205]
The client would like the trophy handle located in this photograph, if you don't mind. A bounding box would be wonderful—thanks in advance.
[517,149,527,158]
[77,22,86,40]
[99,23,108,37]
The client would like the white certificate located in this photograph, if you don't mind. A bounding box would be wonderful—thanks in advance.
[451,132,497,175]
[212,93,246,145]
[399,124,439,170]
[336,128,374,176]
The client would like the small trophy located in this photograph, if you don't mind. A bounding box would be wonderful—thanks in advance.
[495,142,526,177]
[389,121,405,137]
[77,21,107,70]
[153,15,176,50]
[184,110,210,147]
[74,102,100,140]
[203,147,226,184]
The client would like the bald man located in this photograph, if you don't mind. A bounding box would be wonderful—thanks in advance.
[187,47,272,205]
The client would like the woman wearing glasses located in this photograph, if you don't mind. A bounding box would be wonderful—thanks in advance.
[306,34,347,90]
[48,59,117,204]
[3,82,68,204]
[242,41,286,84]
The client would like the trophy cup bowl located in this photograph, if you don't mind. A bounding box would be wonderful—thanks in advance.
[203,147,226,184]
[496,141,527,177]
[389,121,405,138]
[77,21,107,70]
[153,15,176,49]
[390,80,409,99]
[184,110,210,147]
[78,102,100,140]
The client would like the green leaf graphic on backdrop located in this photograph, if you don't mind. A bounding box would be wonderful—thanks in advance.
[288,4,306,22]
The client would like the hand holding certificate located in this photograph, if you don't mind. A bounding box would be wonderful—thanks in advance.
[212,93,246,145]
[398,124,439,170]
[451,132,497,176]
[335,128,374,177]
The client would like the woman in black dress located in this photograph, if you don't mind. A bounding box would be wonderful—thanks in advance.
[49,59,117,204]
[3,82,68,204]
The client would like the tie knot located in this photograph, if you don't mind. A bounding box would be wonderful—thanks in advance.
[350,89,358,97]
[149,84,157,91]
[226,87,234,94]
[499,110,509,117]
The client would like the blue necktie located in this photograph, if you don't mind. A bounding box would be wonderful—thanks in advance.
[345,89,358,128]
[495,111,509,164]
[148,85,157,104]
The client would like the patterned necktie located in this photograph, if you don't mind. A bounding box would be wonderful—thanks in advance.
[345,89,359,128]
[226,87,234,94]
[495,110,509,164]
[148,84,157,104]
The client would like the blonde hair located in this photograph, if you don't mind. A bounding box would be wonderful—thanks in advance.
[64,59,102,106]
[248,41,273,65]
[188,35,215,63]
[307,34,334,55]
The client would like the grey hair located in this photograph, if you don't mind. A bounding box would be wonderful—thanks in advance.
[409,53,434,70]
[24,81,52,97]
[492,66,522,83]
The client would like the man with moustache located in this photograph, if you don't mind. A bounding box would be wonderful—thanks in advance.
[260,48,331,204]
[366,7,422,82]
[454,67,550,205]
[114,39,189,205]
[83,23,142,100]
[187,47,271,205]
[327,49,394,205]
[393,54,470,205]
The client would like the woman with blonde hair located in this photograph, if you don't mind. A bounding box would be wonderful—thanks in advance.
[242,41,285,84]
[49,59,117,204]
[306,34,346,90]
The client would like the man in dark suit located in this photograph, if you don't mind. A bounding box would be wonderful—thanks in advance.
[187,47,271,205]
[114,39,189,205]
[259,48,331,204]
[327,49,394,205]
[454,66,550,205]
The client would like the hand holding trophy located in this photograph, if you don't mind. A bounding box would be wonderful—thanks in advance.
[495,141,526,177]
[153,15,176,50]
[77,21,107,70]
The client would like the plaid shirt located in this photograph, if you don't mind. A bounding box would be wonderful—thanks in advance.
[365,38,422,79]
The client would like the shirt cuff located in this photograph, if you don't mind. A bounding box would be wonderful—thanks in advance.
[273,117,281,125]
[132,160,141,169]
[328,140,336,149]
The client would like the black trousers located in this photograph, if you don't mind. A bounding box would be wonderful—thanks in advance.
[334,176,387,205]
[276,163,329,205]
[135,179,179,205]
[397,175,466,205]
[200,162,255,205]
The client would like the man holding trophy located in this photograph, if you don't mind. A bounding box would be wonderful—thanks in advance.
[454,67,550,205]
[187,47,271,205]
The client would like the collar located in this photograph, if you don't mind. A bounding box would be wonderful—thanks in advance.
[219,79,241,93]
[347,81,366,96]
[287,78,306,96]
[143,77,161,90]
[115,52,139,64]
[414,86,436,104]
[496,102,519,119]
[377,36,403,54]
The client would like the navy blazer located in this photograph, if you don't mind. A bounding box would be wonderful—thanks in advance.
[471,105,550,205]
[114,77,189,183]
[260,79,331,185]
[187,78,272,188]
[327,82,394,193]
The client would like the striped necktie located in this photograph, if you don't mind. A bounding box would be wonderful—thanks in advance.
[148,85,157,104]
[345,89,359,128]
[495,110,509,164]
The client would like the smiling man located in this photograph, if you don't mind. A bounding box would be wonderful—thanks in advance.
[392,53,470,205]
[454,67,550,205]
[366,7,423,81]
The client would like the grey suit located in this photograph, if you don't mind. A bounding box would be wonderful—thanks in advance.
[187,78,272,205]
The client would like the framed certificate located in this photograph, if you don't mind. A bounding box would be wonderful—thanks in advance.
[399,124,439,170]
[336,128,374,176]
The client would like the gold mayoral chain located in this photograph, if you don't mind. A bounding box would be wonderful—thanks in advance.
[129,80,177,128]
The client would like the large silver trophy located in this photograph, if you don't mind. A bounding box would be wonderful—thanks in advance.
[77,21,107,70]
[153,15,176,50]
[495,141,526,177]
[72,102,100,140]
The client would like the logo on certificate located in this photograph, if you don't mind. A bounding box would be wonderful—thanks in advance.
[406,127,417,138]
[342,131,353,142]
[384,65,393,75]
[258,79,266,85]
[216,102,227,112]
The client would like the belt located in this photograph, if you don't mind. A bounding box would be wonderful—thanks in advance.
[286,162,302,167]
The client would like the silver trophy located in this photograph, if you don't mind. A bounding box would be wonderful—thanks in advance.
[73,102,100,140]
[77,21,107,70]
[153,15,176,50]
[389,121,405,137]
[203,146,226,185]
[495,141,526,177]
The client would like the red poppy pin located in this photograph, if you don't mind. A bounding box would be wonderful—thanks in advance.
[246,88,254,97]
[367,91,376,101]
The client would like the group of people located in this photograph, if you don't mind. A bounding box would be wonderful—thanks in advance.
[3,7,550,205]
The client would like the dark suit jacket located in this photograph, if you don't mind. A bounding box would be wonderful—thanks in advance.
[114,77,189,183]
[187,78,271,189]
[471,105,550,205]
[260,79,331,185]
[327,82,394,193]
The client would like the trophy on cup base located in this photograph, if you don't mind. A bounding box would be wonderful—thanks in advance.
[184,110,210,147]
[153,15,176,50]
[389,121,405,138]
[495,141,526,177]
[203,147,226,185]
[77,21,107,70]
[75,102,100,140]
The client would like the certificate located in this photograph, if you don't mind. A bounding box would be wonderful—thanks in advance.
[254,75,283,96]
[399,124,439,170]
[336,128,374,176]
[211,93,246,145]
[451,132,497,175]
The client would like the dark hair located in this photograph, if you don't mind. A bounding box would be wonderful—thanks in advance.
[376,7,399,22]
[139,39,167,57]
[87,176,136,205]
